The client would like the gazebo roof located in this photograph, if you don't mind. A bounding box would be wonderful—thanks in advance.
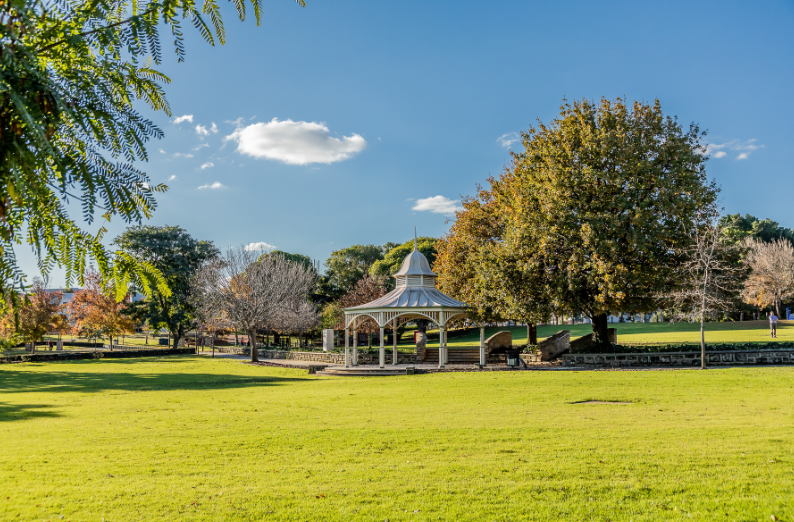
[347,286,465,309]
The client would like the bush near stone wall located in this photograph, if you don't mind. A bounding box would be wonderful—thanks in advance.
[574,342,794,354]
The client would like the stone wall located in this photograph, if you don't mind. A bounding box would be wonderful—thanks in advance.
[562,349,794,368]
[569,328,617,352]
[1,348,195,363]
[226,347,421,365]
[484,331,512,352]
[539,331,570,361]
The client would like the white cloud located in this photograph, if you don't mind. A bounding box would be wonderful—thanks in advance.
[497,132,521,149]
[193,143,209,151]
[705,139,764,160]
[173,114,194,124]
[201,162,214,169]
[159,148,166,154]
[210,122,218,133]
[173,152,194,158]
[224,118,366,165]
[196,125,209,136]
[412,195,462,215]
[244,241,276,252]
[168,175,177,181]
[198,182,226,190]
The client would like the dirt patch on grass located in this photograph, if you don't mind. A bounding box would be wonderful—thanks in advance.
[572,400,634,404]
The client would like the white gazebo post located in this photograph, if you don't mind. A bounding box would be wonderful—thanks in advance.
[352,328,358,366]
[438,324,445,369]
[392,321,398,365]
[479,326,486,366]
[379,327,385,368]
[344,326,350,368]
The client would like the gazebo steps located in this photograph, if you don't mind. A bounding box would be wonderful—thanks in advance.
[315,367,407,377]
[422,348,481,364]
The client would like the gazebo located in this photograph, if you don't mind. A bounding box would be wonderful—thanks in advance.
[342,239,472,369]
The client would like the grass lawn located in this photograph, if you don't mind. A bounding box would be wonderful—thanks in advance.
[423,320,793,348]
[1,357,792,521]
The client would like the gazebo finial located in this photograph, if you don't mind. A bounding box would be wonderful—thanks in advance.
[414,227,417,251]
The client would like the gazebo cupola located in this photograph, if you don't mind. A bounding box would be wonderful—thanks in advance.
[393,242,438,289]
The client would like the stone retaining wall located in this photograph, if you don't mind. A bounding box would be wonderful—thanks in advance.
[562,349,794,368]
[1,348,195,363]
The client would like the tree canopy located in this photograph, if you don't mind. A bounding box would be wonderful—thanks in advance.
[113,225,218,348]
[719,214,794,245]
[0,0,302,309]
[324,244,384,297]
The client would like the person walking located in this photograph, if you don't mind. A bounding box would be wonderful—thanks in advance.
[770,311,778,338]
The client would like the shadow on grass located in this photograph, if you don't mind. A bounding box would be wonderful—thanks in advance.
[0,402,61,422]
[0,358,307,395]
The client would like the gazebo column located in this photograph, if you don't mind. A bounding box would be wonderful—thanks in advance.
[479,326,486,366]
[352,329,358,366]
[392,321,398,365]
[438,325,445,369]
[344,327,350,368]
[379,327,385,368]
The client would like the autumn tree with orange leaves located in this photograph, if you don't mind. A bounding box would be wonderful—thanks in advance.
[68,269,135,346]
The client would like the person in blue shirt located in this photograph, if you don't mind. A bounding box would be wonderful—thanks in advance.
[770,312,778,338]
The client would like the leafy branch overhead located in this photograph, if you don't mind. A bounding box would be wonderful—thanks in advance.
[0,0,303,308]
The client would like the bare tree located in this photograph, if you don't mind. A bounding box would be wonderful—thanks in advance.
[665,209,746,369]
[742,238,794,318]
[192,248,316,362]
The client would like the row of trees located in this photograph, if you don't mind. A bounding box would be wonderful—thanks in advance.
[0,272,134,350]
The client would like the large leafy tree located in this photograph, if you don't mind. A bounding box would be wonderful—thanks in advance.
[114,225,218,349]
[0,0,302,309]
[324,244,383,297]
[499,97,717,345]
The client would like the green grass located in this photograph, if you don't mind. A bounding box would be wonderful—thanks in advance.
[423,320,791,348]
[1,357,792,521]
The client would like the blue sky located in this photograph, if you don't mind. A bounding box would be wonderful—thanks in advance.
[28,0,794,285]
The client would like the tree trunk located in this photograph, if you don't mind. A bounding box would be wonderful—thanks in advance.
[526,323,538,346]
[700,311,706,370]
[590,313,610,346]
[775,300,781,318]
[249,329,259,362]
[172,333,181,350]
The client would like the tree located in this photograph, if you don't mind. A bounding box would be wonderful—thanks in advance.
[0,279,67,350]
[114,225,219,349]
[0,0,301,308]
[497,97,717,345]
[324,245,384,296]
[336,275,389,334]
[192,248,316,362]
[370,237,438,286]
[720,214,794,245]
[262,251,314,270]
[68,269,135,346]
[665,210,746,369]
[742,238,794,317]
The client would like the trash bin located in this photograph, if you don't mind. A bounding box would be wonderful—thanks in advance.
[158,338,169,346]
[505,349,521,368]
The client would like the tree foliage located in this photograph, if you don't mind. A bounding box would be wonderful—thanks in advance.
[324,244,383,297]
[719,214,794,246]
[742,238,794,317]
[113,225,218,349]
[67,268,135,344]
[0,278,67,345]
[0,0,302,309]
